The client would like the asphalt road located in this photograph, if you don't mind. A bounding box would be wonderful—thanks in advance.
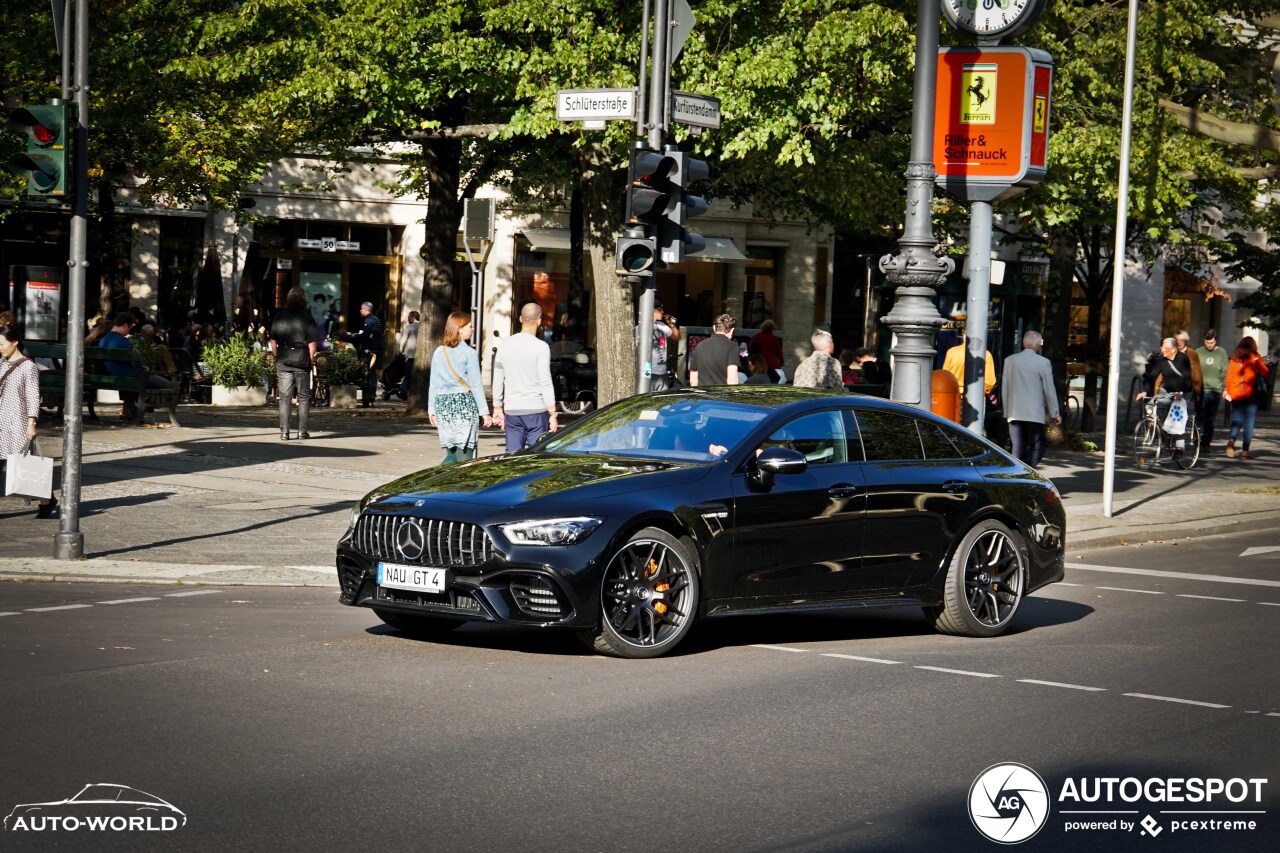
[1,530,1276,852]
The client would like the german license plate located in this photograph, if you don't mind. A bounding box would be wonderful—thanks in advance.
[377,562,448,594]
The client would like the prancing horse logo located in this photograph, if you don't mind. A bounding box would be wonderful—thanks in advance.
[395,520,426,561]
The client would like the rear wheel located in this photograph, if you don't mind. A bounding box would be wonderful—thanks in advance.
[1132,418,1160,469]
[582,527,699,658]
[373,608,464,637]
[1171,421,1201,469]
[925,519,1027,638]
[558,398,594,416]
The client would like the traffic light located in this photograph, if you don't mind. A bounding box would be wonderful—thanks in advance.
[616,230,657,277]
[626,144,677,231]
[658,149,710,264]
[7,103,69,199]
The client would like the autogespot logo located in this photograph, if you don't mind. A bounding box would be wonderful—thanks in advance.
[969,763,1051,844]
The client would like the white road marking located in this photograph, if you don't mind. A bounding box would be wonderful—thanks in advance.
[1096,586,1164,595]
[751,644,809,653]
[1259,602,1280,607]
[1240,546,1280,557]
[1057,582,1085,586]
[1067,562,1280,588]
[1269,713,1280,718]
[914,666,1000,678]
[1176,594,1245,603]
[0,612,21,617]
[821,653,902,665]
[26,604,93,612]
[164,590,223,597]
[1018,679,1107,692]
[97,597,162,605]
[1123,693,1231,709]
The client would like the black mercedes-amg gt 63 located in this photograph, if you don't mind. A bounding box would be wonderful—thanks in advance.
[336,387,1065,658]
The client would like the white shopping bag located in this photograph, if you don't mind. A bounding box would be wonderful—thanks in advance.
[5,449,53,499]
[1161,397,1188,435]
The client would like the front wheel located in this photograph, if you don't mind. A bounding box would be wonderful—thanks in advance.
[1132,418,1160,469]
[582,527,700,658]
[925,519,1027,638]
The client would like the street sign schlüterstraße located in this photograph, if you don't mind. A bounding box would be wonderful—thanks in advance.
[556,89,638,122]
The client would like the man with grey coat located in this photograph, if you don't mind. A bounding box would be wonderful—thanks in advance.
[1001,330,1061,467]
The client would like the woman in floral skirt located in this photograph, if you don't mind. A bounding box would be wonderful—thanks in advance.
[427,311,492,464]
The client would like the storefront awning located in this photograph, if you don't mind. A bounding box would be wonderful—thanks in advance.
[689,236,749,262]
[520,228,573,252]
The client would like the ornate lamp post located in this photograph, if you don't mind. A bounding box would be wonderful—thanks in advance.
[880,0,952,410]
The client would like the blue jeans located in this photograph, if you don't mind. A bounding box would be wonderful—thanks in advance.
[1229,400,1259,449]
[504,412,550,452]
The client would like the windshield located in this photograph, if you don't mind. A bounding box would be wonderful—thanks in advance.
[539,396,769,462]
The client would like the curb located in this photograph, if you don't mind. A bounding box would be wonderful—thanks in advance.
[1066,508,1280,552]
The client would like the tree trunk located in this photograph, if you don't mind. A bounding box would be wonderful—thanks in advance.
[407,136,464,416]
[579,146,631,407]
[1042,226,1078,408]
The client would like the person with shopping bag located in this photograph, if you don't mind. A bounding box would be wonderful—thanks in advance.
[1137,337,1195,460]
[0,324,58,518]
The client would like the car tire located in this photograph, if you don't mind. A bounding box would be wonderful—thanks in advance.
[925,519,1027,638]
[582,527,700,659]
[373,608,464,636]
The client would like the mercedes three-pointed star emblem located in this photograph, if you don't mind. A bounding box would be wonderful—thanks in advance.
[395,519,426,561]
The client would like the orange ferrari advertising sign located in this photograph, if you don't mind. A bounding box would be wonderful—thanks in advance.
[934,47,1053,202]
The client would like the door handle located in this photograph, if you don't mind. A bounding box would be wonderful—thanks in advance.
[943,480,970,494]
[828,484,859,499]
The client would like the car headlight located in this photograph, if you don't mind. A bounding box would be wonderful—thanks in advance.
[344,501,363,536]
[499,517,603,546]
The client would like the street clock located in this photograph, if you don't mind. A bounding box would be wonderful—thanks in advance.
[942,0,1049,42]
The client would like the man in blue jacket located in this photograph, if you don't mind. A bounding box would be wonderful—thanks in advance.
[99,312,173,421]
[349,302,384,408]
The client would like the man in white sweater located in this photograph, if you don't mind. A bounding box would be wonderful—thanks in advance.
[492,303,558,452]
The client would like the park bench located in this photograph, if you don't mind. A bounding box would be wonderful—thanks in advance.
[24,341,180,427]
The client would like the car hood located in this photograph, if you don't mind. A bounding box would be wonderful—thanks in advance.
[367,453,709,510]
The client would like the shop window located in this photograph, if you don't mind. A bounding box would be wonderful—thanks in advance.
[513,239,590,344]
[745,247,781,329]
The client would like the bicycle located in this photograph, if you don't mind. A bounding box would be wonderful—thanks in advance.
[1132,394,1200,470]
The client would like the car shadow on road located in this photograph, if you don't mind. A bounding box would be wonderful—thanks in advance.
[363,597,1093,658]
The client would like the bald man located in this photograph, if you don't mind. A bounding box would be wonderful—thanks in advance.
[492,303,558,451]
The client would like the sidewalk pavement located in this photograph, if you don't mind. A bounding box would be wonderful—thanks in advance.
[2,397,1277,588]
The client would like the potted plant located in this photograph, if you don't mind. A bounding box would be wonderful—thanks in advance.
[316,342,363,408]
[201,334,272,406]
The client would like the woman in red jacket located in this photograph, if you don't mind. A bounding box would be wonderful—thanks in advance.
[1224,336,1269,460]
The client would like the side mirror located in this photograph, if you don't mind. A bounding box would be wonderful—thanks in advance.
[749,446,808,489]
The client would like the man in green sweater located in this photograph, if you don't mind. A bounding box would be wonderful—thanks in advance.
[1196,329,1230,450]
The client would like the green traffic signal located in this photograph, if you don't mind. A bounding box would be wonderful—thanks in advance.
[7,103,69,199]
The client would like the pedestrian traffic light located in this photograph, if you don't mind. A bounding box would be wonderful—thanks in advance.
[7,103,69,199]
[658,149,710,264]
[616,230,657,278]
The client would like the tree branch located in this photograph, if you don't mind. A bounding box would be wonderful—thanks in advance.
[1159,98,1280,153]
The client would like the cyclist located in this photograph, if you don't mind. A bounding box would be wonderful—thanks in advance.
[1136,337,1194,457]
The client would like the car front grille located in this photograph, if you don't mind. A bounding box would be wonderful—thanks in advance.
[353,515,495,567]
[338,557,366,597]
[509,574,570,620]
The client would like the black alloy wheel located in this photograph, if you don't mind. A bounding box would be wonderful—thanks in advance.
[926,519,1027,638]
[584,527,700,659]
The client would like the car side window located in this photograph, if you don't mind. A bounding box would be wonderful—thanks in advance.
[918,420,963,461]
[853,410,925,461]
[936,420,990,459]
[760,411,847,465]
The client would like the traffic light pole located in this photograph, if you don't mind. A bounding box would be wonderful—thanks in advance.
[635,0,671,394]
[54,0,89,560]
[878,0,952,412]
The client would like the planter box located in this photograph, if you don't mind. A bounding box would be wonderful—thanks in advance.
[330,384,360,409]
[212,384,267,406]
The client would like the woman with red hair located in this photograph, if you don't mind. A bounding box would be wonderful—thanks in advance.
[1224,336,1269,460]
[427,312,493,464]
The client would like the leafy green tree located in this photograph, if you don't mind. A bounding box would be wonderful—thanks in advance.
[987,1,1280,424]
